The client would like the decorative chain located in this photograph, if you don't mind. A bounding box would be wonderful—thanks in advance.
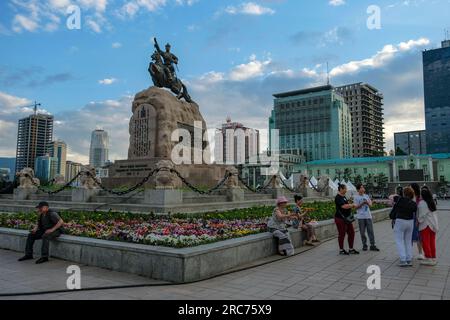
[26,172,83,195]
[279,177,297,193]
[308,177,328,193]
[170,169,232,195]
[20,166,305,197]
[86,168,160,196]
[237,174,276,194]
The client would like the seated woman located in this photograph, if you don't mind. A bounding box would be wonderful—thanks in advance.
[267,196,298,256]
[292,195,320,246]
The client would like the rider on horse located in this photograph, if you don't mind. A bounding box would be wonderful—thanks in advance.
[154,40,178,84]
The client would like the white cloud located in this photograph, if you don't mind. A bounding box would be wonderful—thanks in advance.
[98,78,117,85]
[329,0,346,6]
[118,0,167,18]
[224,2,275,16]
[112,42,122,48]
[330,38,430,77]
[0,92,31,111]
[12,15,39,33]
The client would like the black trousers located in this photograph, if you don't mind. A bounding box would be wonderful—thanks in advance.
[25,229,61,258]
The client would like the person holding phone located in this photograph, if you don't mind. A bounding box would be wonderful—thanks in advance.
[335,184,359,255]
[354,184,380,252]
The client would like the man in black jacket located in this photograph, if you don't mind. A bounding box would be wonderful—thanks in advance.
[18,201,64,264]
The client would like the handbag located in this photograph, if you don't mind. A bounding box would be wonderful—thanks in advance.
[339,205,355,224]
[389,197,400,220]
[341,213,355,224]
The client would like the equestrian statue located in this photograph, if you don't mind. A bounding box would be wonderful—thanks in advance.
[148,38,193,103]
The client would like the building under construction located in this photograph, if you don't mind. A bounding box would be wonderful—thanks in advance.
[15,110,54,174]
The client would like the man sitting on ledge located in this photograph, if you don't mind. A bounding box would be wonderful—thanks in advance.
[18,201,64,264]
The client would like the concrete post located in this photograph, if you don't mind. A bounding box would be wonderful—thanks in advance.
[71,188,99,203]
[144,189,183,206]
[226,188,245,202]
[272,188,285,199]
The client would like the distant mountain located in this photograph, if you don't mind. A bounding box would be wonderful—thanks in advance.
[0,158,16,181]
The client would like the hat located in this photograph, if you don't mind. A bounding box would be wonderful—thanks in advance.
[276,196,289,206]
[36,201,49,209]
[165,43,171,47]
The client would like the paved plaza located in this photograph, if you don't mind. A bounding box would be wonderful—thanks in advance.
[1,202,450,300]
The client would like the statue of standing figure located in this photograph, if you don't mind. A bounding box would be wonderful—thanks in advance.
[148,38,193,103]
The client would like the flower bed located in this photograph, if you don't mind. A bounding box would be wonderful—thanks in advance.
[0,201,387,248]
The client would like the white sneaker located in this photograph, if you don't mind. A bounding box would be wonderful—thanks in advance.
[417,254,425,260]
[420,259,435,266]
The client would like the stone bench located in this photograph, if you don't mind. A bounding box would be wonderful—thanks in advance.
[0,208,390,283]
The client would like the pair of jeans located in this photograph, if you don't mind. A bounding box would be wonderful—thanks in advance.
[420,227,437,259]
[358,218,375,247]
[25,229,61,258]
[335,217,355,250]
[393,219,414,262]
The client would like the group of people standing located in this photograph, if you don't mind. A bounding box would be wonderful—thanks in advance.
[269,182,439,268]
[334,182,439,266]
[390,184,439,267]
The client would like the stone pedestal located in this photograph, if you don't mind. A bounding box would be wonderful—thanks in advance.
[72,189,99,203]
[13,188,37,201]
[226,188,245,202]
[144,189,183,206]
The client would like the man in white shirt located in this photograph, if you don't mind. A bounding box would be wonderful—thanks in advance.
[354,184,380,252]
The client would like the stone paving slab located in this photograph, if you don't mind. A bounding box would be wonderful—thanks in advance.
[1,201,450,300]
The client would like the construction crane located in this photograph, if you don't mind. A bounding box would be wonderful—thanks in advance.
[22,101,42,115]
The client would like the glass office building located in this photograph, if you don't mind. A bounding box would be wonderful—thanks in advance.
[394,130,427,155]
[35,154,58,184]
[423,40,450,153]
[270,85,353,162]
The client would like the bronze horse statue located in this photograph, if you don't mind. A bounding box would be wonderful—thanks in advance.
[148,40,193,103]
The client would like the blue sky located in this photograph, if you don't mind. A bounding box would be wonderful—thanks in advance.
[1,0,450,163]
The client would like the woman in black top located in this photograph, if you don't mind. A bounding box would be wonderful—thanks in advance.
[335,184,359,255]
[391,187,418,267]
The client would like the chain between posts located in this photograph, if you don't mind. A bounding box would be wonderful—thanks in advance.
[308,177,328,193]
[26,172,82,195]
[21,167,303,197]
[170,169,232,195]
[86,168,160,196]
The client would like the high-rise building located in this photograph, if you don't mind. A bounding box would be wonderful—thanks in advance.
[47,140,67,178]
[394,130,427,155]
[336,83,384,158]
[270,85,353,162]
[65,161,83,184]
[89,130,109,169]
[423,39,450,154]
[214,117,260,165]
[34,154,58,183]
[15,113,54,173]
[0,158,16,181]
